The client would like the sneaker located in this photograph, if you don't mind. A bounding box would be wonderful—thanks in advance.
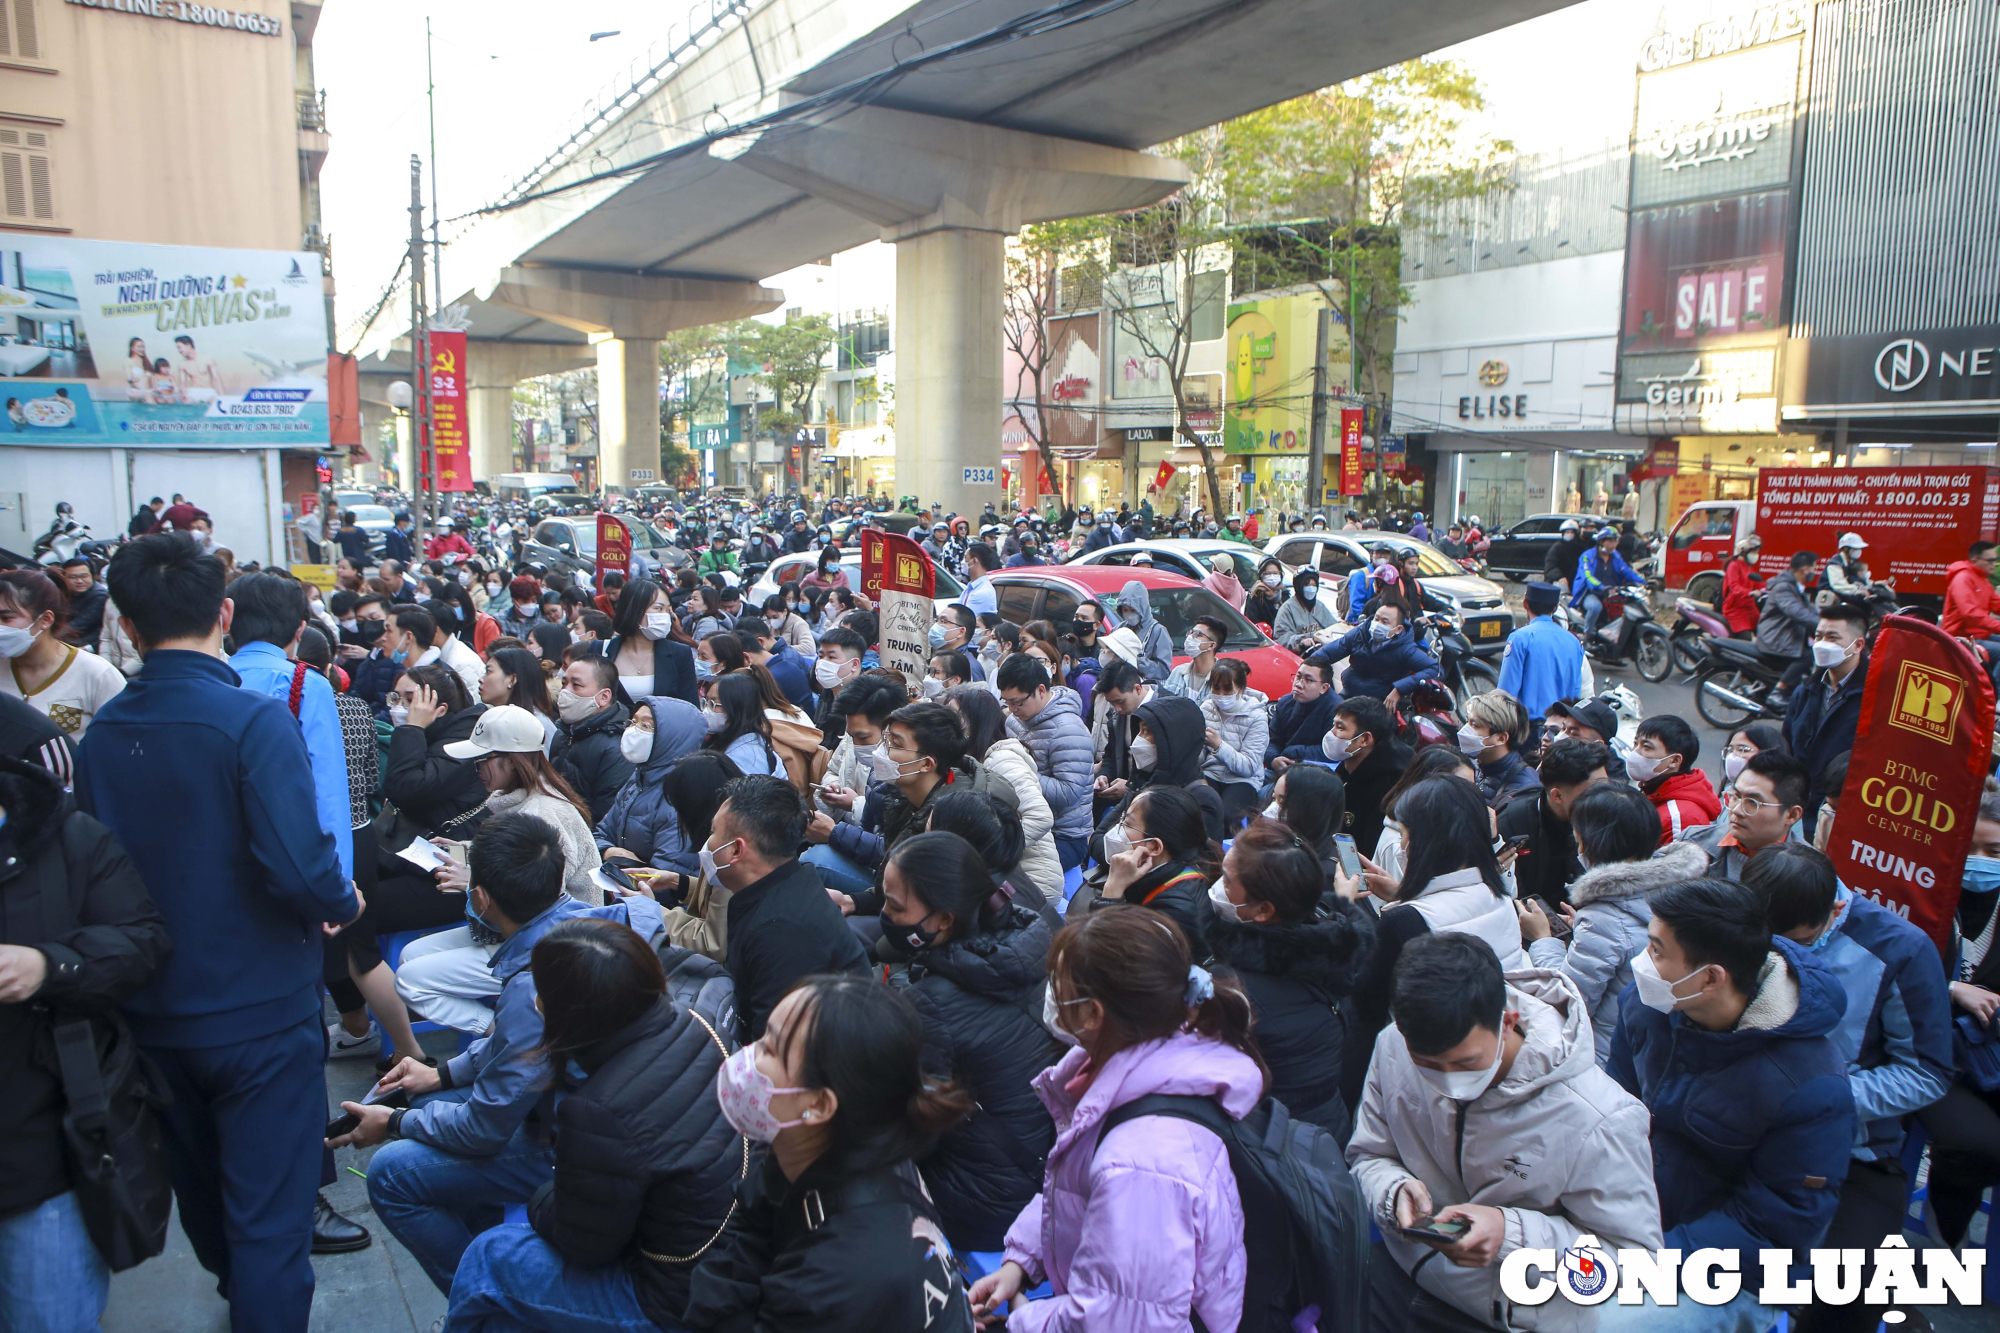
[327,1021,381,1060]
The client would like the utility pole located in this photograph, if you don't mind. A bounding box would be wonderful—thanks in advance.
[426,20,442,307]
[409,154,434,556]
[1305,305,1333,517]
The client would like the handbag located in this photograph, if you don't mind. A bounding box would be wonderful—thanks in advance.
[35,846,174,1271]
[1954,1013,2000,1093]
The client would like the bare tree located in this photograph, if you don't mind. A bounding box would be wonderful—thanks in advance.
[1002,220,1100,503]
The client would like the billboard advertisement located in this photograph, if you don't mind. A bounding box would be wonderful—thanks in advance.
[1630,36,1805,208]
[860,530,935,690]
[1754,466,1998,595]
[1620,192,1790,353]
[1796,325,2000,410]
[0,237,328,445]
[1223,289,1334,455]
[1043,314,1100,455]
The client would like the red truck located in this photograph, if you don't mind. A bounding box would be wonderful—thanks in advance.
[1662,466,2000,607]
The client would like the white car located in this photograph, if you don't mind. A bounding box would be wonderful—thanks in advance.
[1063,538,1268,590]
[1261,531,1515,655]
[743,549,965,620]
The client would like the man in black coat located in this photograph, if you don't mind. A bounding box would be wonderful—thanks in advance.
[1541,519,1587,591]
[1497,737,1611,909]
[1326,695,1412,858]
[708,776,868,1041]
[1784,603,1869,820]
[550,656,634,824]
[1265,658,1337,771]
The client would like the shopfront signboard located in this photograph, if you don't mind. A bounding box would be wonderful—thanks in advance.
[1754,466,1998,595]
[1795,325,2000,411]
[1615,347,1781,434]
[1223,289,1337,455]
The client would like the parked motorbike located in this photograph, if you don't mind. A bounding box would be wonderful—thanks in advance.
[1563,583,1672,681]
[1414,611,1499,712]
[1669,596,1733,677]
[31,503,96,568]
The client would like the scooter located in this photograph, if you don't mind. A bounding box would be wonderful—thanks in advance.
[1691,636,1797,729]
[31,503,94,568]
[1564,584,1673,681]
[1414,611,1499,712]
[1669,596,1733,677]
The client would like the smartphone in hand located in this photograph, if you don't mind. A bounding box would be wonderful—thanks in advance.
[324,1084,409,1140]
[1333,834,1362,879]
[1399,1214,1470,1245]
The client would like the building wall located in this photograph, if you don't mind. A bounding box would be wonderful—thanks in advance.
[1,0,306,250]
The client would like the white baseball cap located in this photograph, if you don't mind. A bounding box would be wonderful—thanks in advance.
[444,704,547,759]
[1837,532,1868,550]
[1100,626,1144,667]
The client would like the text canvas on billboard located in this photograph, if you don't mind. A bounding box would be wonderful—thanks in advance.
[0,237,329,445]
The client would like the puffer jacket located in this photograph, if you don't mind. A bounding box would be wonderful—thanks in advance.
[898,907,1063,1250]
[1308,623,1441,699]
[1754,571,1821,659]
[1198,688,1269,786]
[1942,559,2000,639]
[1646,768,1722,845]
[1206,901,1373,1135]
[826,757,1021,908]
[1085,857,1214,959]
[1007,685,1094,839]
[1608,937,1856,1255]
[381,703,490,834]
[551,699,633,825]
[1116,580,1175,682]
[527,996,740,1327]
[1002,1033,1260,1333]
[1526,840,1707,1064]
[1348,969,1662,1333]
[977,737,1063,900]
[592,697,707,872]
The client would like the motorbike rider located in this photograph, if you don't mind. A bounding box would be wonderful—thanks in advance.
[1575,527,1642,645]
[1756,550,1824,711]
[783,511,814,554]
[1817,532,1881,610]
[1542,519,1587,592]
[740,526,781,568]
[697,529,739,578]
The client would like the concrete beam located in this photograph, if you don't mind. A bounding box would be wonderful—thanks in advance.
[463,341,595,482]
[479,267,783,340]
[711,105,1188,242]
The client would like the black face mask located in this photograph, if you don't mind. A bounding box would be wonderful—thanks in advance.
[876,911,941,959]
[354,618,386,645]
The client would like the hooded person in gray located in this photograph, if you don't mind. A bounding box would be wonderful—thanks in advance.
[592,697,708,873]
[1113,579,1175,683]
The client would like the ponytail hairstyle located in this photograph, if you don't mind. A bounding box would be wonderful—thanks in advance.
[528,917,665,1076]
[1128,785,1223,882]
[924,789,1025,876]
[1228,819,1326,925]
[885,830,1012,942]
[1047,908,1266,1088]
[774,973,972,1172]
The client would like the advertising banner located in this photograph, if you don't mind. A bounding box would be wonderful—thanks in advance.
[428,331,471,492]
[1629,36,1805,208]
[1754,467,1998,595]
[1338,409,1365,495]
[0,236,328,445]
[595,513,632,589]
[1223,289,1338,455]
[1828,617,1996,958]
[1620,193,1790,353]
[1043,315,1100,455]
[861,530,936,689]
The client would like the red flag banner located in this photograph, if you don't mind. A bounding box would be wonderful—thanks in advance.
[1153,461,1177,491]
[1338,409,1365,496]
[428,331,471,493]
[861,530,936,690]
[595,513,632,590]
[1827,616,1997,958]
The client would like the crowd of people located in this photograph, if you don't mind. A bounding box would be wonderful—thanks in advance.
[0,483,1994,1333]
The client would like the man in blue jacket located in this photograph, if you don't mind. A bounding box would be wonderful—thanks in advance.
[1784,603,1869,820]
[333,811,664,1294]
[1308,597,1440,709]
[382,511,416,565]
[1575,527,1643,644]
[1497,581,1583,751]
[78,533,363,1332]
[1743,844,1952,1333]
[1264,658,1337,771]
[740,619,813,712]
[1604,878,1854,1333]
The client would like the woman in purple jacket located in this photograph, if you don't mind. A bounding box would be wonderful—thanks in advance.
[970,908,1264,1332]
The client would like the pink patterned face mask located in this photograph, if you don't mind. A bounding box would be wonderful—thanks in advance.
[715,1043,809,1142]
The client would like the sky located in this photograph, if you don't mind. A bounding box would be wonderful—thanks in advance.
[316,0,1671,348]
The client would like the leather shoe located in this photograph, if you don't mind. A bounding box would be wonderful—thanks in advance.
[312,1192,371,1254]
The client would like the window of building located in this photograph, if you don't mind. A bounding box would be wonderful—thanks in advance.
[0,0,42,62]
[1189,270,1227,343]
[0,123,55,225]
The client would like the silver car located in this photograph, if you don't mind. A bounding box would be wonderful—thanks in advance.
[1262,532,1516,655]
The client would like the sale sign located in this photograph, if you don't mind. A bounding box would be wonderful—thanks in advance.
[428,330,472,493]
[1827,616,1996,958]
[861,530,936,692]
[595,513,632,590]
[1338,409,1365,496]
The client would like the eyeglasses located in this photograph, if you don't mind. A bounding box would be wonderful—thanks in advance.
[1724,790,1783,813]
[999,693,1038,714]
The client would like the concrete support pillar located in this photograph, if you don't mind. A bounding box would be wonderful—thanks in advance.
[357,400,394,486]
[894,228,1004,520]
[468,385,517,480]
[594,336,661,493]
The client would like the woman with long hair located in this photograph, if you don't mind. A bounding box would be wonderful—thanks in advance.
[589,577,698,707]
[450,703,604,902]
[969,908,1262,1331]
[1368,744,1480,883]
[480,645,557,753]
[1089,785,1224,957]
[681,976,976,1331]
[702,671,781,778]
[686,585,730,640]
[879,832,1062,1250]
[797,545,850,595]
[0,568,125,738]
[943,684,1062,900]
[1244,555,1287,627]
[1264,761,1347,897]
[922,789,1057,921]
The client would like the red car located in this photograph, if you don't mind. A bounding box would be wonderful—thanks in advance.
[988,566,1303,699]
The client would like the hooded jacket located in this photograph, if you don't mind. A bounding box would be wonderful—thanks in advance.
[1755,571,1822,659]
[977,736,1064,901]
[1007,684,1095,839]
[1942,559,2000,639]
[552,698,633,824]
[898,906,1064,1250]
[1309,622,1441,698]
[1001,1033,1260,1333]
[1199,687,1269,785]
[1607,937,1857,1254]
[1347,970,1662,1333]
[1273,588,1338,651]
[1206,900,1373,1135]
[1116,580,1175,683]
[593,697,707,872]
[1526,840,1707,1063]
[1644,768,1722,846]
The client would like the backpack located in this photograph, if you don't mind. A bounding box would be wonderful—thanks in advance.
[1094,1093,1368,1333]
[653,942,740,1052]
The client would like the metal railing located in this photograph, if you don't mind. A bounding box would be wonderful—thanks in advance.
[303,228,334,276]
[298,90,328,134]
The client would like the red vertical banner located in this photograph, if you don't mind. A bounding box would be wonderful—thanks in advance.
[1338,409,1365,496]
[1153,460,1177,491]
[595,513,632,590]
[861,530,937,690]
[1828,617,1997,959]
[429,330,471,493]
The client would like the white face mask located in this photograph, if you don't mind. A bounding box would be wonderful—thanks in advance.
[1261,573,1282,588]
[0,623,38,658]
[699,835,740,885]
[620,727,654,764]
[1456,724,1488,759]
[871,749,921,785]
[1211,693,1243,715]
[641,611,674,641]
[1102,821,1135,859]
[1723,752,1749,783]
[1624,751,1664,784]
[457,570,472,586]
[1261,800,1282,821]
[921,676,945,699]
[814,657,848,689]
[1811,638,1855,669]
[1128,735,1157,771]
[389,705,410,727]
[487,583,502,597]
[1631,948,1709,1014]
[766,614,786,630]
[1299,585,1317,603]
[555,688,602,724]
[1208,880,1247,921]
[1413,1023,1506,1102]
[1183,634,1209,657]
[1321,730,1351,763]
[1369,619,1397,643]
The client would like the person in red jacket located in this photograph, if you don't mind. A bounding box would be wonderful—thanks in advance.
[1942,541,2000,642]
[424,519,476,562]
[1720,534,1765,636]
[1629,713,1721,845]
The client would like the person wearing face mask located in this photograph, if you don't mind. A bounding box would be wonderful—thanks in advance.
[1308,594,1439,711]
[331,813,665,1299]
[1456,690,1540,806]
[497,574,546,640]
[1318,695,1414,859]
[589,576,698,707]
[1784,603,1869,821]
[1716,721,1787,798]
[1243,557,1286,627]
[811,676,906,855]
[1086,786,1222,955]
[1350,933,1661,1333]
[1495,737,1611,911]
[438,916,739,1333]
[876,832,1061,1249]
[1197,657,1268,824]
[762,587,816,656]
[1162,614,1228,704]
[1273,568,1338,653]
[548,656,633,824]
[967,908,1261,1333]
[1344,543,1398,620]
[590,698,709,871]
[0,568,126,739]
[1205,819,1371,1135]
[1629,713,1721,845]
[1602,878,1855,1333]
[703,776,870,1041]
[1738,844,1952,1333]
[1112,579,1174,682]
[931,604,987,681]
[1721,533,1766,637]
[1200,553,1246,610]
[943,684,1062,902]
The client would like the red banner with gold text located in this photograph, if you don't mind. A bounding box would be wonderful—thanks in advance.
[1338,409,1365,496]
[428,331,471,493]
[1827,616,1996,958]
[861,530,936,691]
[595,513,631,590]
